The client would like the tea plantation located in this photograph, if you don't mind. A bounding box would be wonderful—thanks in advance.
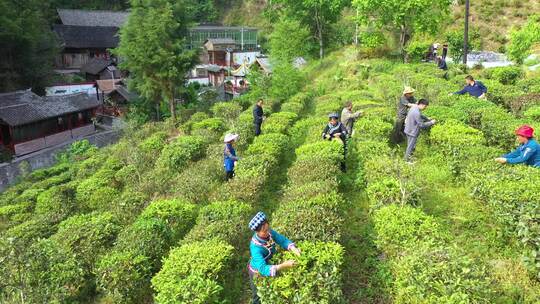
[1,47,540,303]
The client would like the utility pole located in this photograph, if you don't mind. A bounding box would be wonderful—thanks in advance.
[463,0,470,64]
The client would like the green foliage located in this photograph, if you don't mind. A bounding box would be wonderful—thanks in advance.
[51,212,120,268]
[210,102,242,127]
[354,0,452,53]
[138,131,169,153]
[269,62,305,101]
[261,111,299,134]
[156,135,207,171]
[151,239,234,304]
[271,0,348,58]
[523,105,540,121]
[484,66,524,85]
[115,0,198,121]
[139,198,197,241]
[0,0,57,92]
[35,182,77,222]
[96,250,152,304]
[256,241,344,303]
[354,117,392,140]
[184,201,251,249]
[280,102,304,115]
[272,199,343,242]
[507,15,540,63]
[191,117,227,139]
[405,36,432,62]
[269,17,313,63]
[445,28,482,62]
[296,141,344,166]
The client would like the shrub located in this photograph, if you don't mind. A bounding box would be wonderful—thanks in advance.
[256,241,344,304]
[284,181,338,202]
[151,239,234,304]
[430,120,485,150]
[286,158,339,186]
[484,66,524,85]
[3,215,57,246]
[280,102,303,115]
[295,141,344,166]
[523,105,540,121]
[139,198,197,241]
[191,117,226,133]
[262,112,298,134]
[0,202,32,227]
[51,212,120,268]
[373,205,446,256]
[156,136,207,171]
[405,37,432,62]
[246,133,289,158]
[170,159,223,203]
[476,108,520,149]
[211,102,242,127]
[138,131,169,154]
[35,182,77,223]
[96,250,152,304]
[272,200,343,242]
[288,117,326,145]
[183,201,251,249]
[423,106,468,123]
[353,117,392,140]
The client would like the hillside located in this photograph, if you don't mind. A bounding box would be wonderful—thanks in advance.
[450,0,540,52]
[2,44,540,303]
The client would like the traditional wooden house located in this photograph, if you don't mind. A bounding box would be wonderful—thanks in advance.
[80,58,121,81]
[53,9,129,69]
[204,38,237,67]
[0,90,101,156]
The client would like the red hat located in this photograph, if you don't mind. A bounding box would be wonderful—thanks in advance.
[515,125,534,138]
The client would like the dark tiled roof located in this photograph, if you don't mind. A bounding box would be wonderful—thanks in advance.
[0,91,101,127]
[57,9,129,27]
[81,58,113,75]
[53,24,119,49]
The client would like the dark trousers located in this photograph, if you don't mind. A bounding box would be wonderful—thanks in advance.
[249,271,260,304]
[405,135,418,161]
[254,123,262,136]
[391,118,406,144]
[225,170,234,181]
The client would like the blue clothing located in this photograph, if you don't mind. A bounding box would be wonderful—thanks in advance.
[248,230,294,277]
[454,81,488,98]
[223,143,238,172]
[503,139,540,167]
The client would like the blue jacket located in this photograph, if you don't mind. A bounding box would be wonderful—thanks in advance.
[503,139,540,167]
[454,81,488,98]
[248,230,294,277]
[223,143,238,172]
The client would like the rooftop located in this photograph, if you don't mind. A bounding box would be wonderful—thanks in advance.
[53,24,120,49]
[57,8,129,27]
[81,58,114,75]
[0,90,101,127]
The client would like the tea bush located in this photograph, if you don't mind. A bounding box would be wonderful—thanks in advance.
[35,182,78,223]
[353,117,392,140]
[272,200,343,242]
[151,239,234,304]
[139,198,197,241]
[256,241,344,304]
[523,105,540,121]
[211,102,243,127]
[183,200,251,250]
[156,135,207,171]
[262,111,298,134]
[295,141,344,165]
[484,66,524,85]
[280,102,303,115]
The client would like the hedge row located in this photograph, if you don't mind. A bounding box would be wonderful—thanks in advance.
[253,93,346,303]
[356,113,495,302]
[95,199,198,303]
[151,97,308,303]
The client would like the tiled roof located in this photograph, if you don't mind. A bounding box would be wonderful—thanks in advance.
[81,58,113,75]
[53,24,119,49]
[57,9,129,27]
[0,90,101,127]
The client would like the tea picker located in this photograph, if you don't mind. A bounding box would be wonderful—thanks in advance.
[248,212,300,304]
[223,133,239,180]
[322,113,349,171]
[495,125,540,167]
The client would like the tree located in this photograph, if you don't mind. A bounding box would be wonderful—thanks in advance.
[445,28,481,63]
[0,0,58,93]
[507,15,540,64]
[271,0,348,58]
[353,0,452,55]
[115,0,198,122]
[269,18,312,64]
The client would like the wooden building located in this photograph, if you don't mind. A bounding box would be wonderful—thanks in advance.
[204,38,237,67]
[80,58,121,81]
[53,9,129,69]
[189,25,258,51]
[0,90,101,156]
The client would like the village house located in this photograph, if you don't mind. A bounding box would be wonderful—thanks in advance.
[80,58,122,82]
[53,9,129,70]
[0,90,101,156]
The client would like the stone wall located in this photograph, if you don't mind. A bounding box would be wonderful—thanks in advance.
[0,130,120,192]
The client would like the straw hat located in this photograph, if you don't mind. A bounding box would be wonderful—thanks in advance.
[224,133,239,143]
[403,86,416,95]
